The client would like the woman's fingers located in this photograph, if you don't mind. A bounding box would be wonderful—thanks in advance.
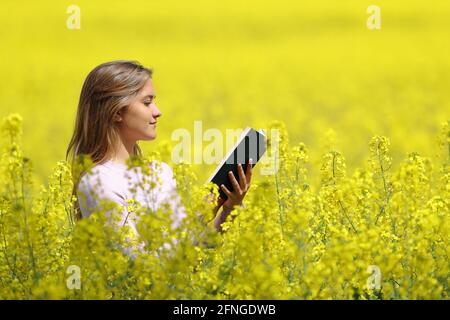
[228,170,242,195]
[220,184,232,198]
[237,164,247,191]
[246,158,253,184]
[219,161,254,210]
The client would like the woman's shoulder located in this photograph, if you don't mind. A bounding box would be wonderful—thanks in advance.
[148,160,172,174]
[149,160,176,187]
[77,162,125,195]
[76,164,128,218]
[77,159,176,193]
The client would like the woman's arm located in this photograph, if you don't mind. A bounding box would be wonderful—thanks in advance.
[210,159,253,233]
[213,202,245,233]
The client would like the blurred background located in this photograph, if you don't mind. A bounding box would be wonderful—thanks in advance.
[1,0,449,188]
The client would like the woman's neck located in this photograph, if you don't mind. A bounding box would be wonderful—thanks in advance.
[109,137,136,165]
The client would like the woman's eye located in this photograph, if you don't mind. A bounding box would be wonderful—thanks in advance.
[144,101,152,106]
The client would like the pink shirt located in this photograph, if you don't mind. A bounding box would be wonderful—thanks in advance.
[76,159,187,254]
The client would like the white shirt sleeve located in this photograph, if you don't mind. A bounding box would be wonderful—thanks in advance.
[77,171,127,219]
[76,170,143,255]
[76,162,188,257]
[159,161,187,230]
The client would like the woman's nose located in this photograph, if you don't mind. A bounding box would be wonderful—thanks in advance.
[153,103,162,118]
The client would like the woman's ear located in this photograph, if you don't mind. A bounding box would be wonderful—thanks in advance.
[113,111,122,122]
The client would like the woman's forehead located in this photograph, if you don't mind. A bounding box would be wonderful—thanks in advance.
[139,78,155,97]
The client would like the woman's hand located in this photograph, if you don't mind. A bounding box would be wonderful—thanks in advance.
[205,159,253,233]
[219,158,253,210]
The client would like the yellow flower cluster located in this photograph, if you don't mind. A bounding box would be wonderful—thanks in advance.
[0,114,448,299]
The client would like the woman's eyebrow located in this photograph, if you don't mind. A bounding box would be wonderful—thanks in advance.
[143,94,156,99]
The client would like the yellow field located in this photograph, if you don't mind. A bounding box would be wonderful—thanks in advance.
[1,0,449,184]
[0,0,448,299]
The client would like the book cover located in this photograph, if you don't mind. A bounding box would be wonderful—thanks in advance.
[206,127,267,200]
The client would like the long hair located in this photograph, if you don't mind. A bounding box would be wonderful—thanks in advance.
[66,60,153,220]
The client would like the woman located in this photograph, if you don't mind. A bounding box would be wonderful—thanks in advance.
[66,60,252,248]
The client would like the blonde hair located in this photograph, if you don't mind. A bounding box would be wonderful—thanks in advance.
[66,60,153,220]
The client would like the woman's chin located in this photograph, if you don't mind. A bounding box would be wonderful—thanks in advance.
[142,127,157,140]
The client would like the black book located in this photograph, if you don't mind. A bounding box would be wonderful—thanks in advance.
[206,127,267,200]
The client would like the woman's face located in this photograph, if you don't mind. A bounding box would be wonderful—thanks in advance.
[115,78,162,141]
